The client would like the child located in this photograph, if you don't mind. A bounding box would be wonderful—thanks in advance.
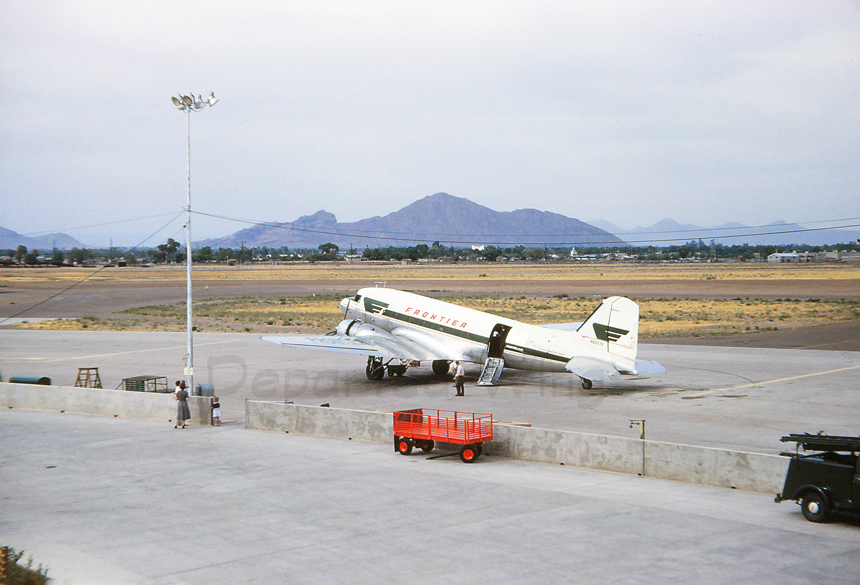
[211,397,221,426]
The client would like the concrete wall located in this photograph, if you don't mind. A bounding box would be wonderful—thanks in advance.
[246,400,390,443]
[0,382,212,425]
[245,401,788,494]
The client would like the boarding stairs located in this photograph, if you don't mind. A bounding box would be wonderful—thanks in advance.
[475,357,504,386]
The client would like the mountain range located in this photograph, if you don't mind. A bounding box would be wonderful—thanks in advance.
[198,193,625,250]
[3,192,858,251]
[0,227,88,252]
[589,218,860,248]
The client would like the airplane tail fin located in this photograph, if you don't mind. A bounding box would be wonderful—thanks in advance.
[578,296,639,361]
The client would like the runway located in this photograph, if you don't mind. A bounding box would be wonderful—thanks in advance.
[1,329,857,454]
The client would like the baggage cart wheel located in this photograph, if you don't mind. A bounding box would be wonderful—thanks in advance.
[420,440,435,453]
[476,444,483,456]
[397,437,413,456]
[459,445,479,463]
[801,492,830,523]
[394,435,399,452]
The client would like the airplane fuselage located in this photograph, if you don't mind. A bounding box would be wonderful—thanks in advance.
[340,287,637,374]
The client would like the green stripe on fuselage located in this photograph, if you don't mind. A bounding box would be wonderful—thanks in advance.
[381,308,487,345]
[373,303,570,366]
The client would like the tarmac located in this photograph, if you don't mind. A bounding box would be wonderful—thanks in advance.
[1,329,858,453]
[3,409,860,585]
[1,329,859,583]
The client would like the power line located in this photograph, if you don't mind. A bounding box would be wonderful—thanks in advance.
[0,212,182,242]
[0,211,185,325]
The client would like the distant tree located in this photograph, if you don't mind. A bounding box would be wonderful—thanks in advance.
[157,238,181,263]
[483,245,501,261]
[51,250,65,266]
[312,243,340,261]
[403,246,417,261]
[70,248,87,265]
[523,247,544,261]
[195,246,214,263]
[237,246,252,264]
[24,249,40,264]
[362,247,386,261]
[15,245,27,262]
[429,243,445,259]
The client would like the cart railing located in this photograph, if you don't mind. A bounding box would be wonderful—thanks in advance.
[393,409,493,444]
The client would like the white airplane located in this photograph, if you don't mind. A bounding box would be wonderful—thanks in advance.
[262,287,664,388]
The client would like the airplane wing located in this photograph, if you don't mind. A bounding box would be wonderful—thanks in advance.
[262,326,475,363]
[634,360,666,375]
[564,356,620,382]
[261,335,386,357]
[564,356,665,381]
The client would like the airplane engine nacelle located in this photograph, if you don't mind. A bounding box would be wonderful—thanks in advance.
[335,319,361,336]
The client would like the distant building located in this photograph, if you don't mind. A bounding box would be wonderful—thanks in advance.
[826,250,860,263]
[767,252,815,263]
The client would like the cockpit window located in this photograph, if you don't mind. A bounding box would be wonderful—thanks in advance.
[354,295,361,302]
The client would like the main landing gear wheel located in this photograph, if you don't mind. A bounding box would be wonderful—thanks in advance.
[397,437,413,456]
[801,492,830,523]
[581,378,593,390]
[459,445,479,463]
[366,357,385,380]
[432,360,452,376]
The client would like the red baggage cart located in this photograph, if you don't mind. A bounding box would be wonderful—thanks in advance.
[393,409,493,463]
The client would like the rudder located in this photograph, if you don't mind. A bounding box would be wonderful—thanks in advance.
[577,296,639,360]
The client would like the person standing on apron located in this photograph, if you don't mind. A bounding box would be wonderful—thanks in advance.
[453,361,465,396]
[175,385,190,428]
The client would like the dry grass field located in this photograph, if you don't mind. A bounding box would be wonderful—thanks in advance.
[3,261,860,284]
[3,262,859,338]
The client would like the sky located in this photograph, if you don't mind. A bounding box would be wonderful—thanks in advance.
[2,1,859,248]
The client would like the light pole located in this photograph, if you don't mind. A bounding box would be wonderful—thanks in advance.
[171,92,218,395]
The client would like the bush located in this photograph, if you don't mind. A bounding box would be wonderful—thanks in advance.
[2,547,49,584]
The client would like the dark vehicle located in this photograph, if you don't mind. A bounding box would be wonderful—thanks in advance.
[775,434,860,523]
